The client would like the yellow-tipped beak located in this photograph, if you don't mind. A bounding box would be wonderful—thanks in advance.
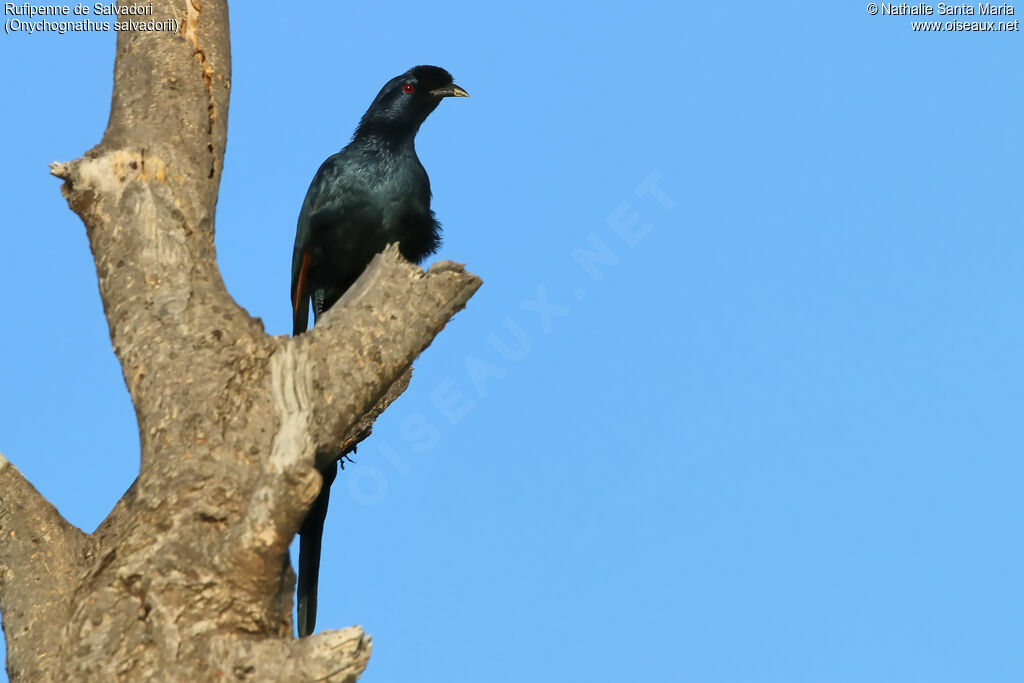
[430,84,469,98]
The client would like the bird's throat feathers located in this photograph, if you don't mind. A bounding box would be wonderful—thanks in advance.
[352,121,422,153]
[345,132,425,186]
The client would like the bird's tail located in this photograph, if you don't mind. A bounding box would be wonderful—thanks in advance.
[297,460,338,637]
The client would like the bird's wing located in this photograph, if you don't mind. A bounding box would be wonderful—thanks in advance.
[291,243,312,336]
[291,155,345,335]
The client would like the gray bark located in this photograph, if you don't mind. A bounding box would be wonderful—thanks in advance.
[0,1,480,680]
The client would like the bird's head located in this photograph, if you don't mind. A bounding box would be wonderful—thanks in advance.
[356,65,468,140]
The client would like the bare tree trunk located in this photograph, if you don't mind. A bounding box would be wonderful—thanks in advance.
[0,2,480,680]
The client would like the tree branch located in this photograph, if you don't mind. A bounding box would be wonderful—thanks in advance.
[249,246,482,538]
[305,250,481,453]
[207,627,372,682]
[0,453,89,682]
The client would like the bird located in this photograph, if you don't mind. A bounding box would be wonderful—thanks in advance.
[290,65,468,637]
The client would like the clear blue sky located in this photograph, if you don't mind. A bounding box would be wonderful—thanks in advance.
[2,2,1022,681]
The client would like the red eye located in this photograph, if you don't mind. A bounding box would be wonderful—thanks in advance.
[403,83,415,94]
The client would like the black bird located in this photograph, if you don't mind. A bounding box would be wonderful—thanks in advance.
[290,65,468,637]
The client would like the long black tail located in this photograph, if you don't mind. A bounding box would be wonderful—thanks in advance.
[297,460,338,637]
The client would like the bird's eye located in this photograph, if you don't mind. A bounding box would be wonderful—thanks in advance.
[402,83,415,94]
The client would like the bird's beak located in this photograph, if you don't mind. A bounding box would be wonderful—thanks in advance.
[430,84,469,98]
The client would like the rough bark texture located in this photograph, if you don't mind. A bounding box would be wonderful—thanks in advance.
[0,1,480,680]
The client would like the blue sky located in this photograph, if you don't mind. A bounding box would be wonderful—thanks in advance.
[2,2,1023,681]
